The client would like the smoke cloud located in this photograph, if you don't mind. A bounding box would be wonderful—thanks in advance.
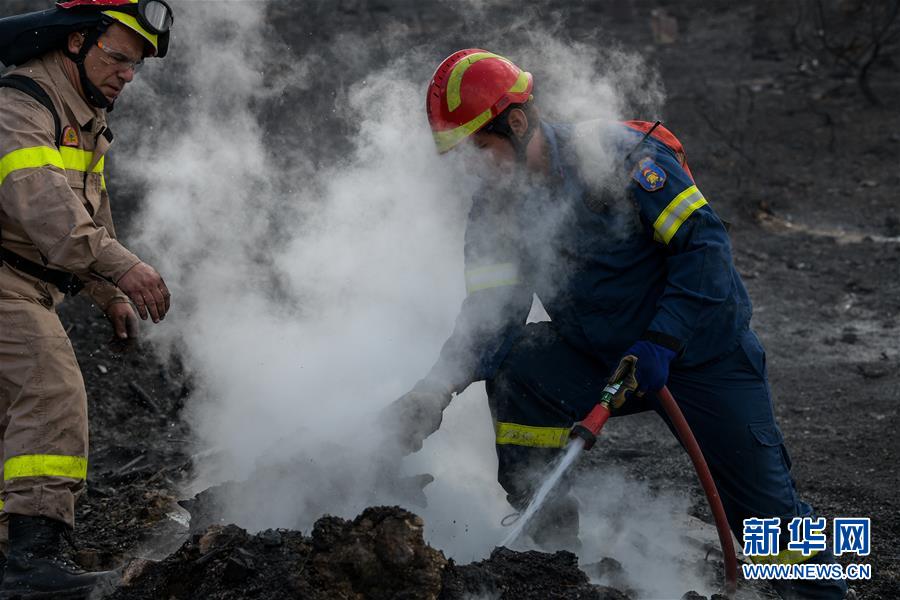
[107,1,710,595]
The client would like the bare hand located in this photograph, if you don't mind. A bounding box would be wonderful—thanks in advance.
[116,262,170,323]
[106,301,139,340]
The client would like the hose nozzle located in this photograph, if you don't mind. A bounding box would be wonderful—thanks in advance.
[569,355,639,450]
[570,381,621,450]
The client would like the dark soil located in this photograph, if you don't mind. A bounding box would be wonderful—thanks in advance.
[441,546,633,599]
[108,507,448,600]
[110,505,711,600]
[4,0,893,598]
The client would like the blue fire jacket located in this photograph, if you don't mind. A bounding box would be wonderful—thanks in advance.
[427,121,753,392]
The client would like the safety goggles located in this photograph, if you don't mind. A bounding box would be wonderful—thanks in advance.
[126,0,174,35]
[95,39,144,72]
[58,0,174,35]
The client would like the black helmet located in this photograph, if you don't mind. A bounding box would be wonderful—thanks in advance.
[0,1,174,109]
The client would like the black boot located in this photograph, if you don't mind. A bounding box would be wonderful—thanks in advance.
[526,493,582,553]
[0,515,116,599]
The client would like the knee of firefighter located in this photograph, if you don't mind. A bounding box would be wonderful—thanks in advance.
[32,337,87,395]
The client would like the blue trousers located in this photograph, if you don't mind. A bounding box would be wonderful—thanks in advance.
[486,322,847,599]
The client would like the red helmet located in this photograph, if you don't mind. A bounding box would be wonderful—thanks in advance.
[426,49,533,153]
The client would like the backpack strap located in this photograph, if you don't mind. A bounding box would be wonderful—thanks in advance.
[0,74,62,147]
[0,75,84,295]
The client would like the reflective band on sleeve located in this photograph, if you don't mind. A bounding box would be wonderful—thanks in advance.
[749,548,820,565]
[465,262,520,294]
[0,146,64,186]
[652,184,708,244]
[4,454,88,481]
[59,147,104,175]
[0,146,104,187]
[495,422,570,448]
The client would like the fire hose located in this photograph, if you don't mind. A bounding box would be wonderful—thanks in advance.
[571,383,738,596]
[659,386,737,595]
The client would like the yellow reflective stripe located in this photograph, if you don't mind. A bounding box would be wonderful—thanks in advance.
[433,108,494,154]
[0,499,4,510]
[465,262,520,294]
[749,548,820,565]
[0,146,64,186]
[496,422,570,448]
[652,184,708,244]
[508,70,530,94]
[0,146,104,187]
[4,455,88,481]
[59,147,104,174]
[102,10,159,51]
[446,51,507,112]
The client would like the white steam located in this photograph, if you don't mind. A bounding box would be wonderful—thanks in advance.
[108,1,710,595]
[575,466,717,598]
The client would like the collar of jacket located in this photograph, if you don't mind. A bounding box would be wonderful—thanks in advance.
[539,120,567,181]
[42,50,102,129]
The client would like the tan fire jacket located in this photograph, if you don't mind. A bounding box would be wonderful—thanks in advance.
[0,51,139,310]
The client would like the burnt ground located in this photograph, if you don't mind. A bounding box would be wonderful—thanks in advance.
[15,0,895,598]
[103,505,644,600]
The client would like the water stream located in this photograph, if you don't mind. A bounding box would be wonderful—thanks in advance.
[500,436,586,548]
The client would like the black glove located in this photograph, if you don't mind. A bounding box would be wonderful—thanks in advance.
[379,379,453,455]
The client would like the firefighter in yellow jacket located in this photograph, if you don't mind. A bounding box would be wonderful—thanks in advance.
[0,1,174,596]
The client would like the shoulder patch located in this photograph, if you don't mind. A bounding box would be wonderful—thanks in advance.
[61,125,79,147]
[632,157,667,192]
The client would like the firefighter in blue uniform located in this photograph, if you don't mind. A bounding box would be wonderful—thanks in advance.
[383,49,850,599]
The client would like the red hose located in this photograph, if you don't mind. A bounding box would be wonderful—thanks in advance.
[658,385,738,596]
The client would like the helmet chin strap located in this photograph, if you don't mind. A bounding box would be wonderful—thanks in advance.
[64,24,114,111]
